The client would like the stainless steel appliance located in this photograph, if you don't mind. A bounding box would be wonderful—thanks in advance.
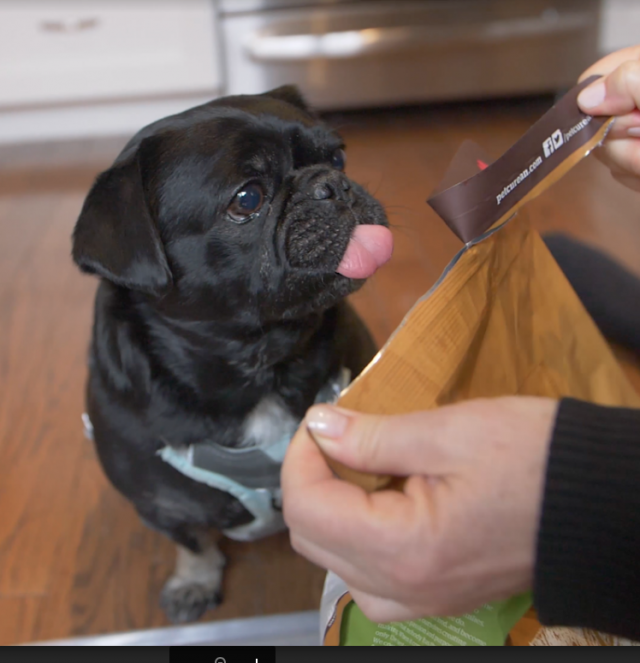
[217,0,601,110]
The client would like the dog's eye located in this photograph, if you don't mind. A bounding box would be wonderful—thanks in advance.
[228,183,265,223]
[331,148,346,171]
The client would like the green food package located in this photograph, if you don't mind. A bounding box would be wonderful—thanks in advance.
[340,594,532,647]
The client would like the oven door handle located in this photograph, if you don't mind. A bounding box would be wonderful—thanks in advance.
[245,11,594,62]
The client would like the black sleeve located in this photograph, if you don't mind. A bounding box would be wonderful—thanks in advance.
[533,398,640,641]
[543,234,640,355]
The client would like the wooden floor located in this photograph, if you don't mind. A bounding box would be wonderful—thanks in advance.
[1,96,639,645]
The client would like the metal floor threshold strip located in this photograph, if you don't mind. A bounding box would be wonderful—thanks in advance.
[27,610,321,647]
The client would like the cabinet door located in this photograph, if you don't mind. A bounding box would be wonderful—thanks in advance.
[0,0,220,107]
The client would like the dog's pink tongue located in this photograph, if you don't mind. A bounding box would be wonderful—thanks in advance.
[336,225,394,279]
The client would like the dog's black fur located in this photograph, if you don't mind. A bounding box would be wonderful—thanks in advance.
[72,86,388,621]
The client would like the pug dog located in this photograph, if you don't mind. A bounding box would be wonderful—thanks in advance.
[72,86,393,623]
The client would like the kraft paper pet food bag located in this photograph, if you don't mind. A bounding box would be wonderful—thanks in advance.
[319,77,640,647]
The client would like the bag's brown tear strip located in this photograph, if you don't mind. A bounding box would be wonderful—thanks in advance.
[428,75,613,243]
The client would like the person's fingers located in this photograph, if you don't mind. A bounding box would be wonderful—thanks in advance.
[282,424,423,552]
[281,424,371,536]
[282,418,335,486]
[290,526,440,604]
[349,587,423,624]
[288,533,383,594]
[290,516,435,603]
[303,405,458,477]
[600,109,640,140]
[611,170,640,193]
[578,59,640,116]
[595,138,640,184]
[284,430,440,586]
[577,49,640,191]
[579,45,640,83]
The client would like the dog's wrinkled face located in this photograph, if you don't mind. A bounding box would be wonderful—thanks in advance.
[73,87,390,324]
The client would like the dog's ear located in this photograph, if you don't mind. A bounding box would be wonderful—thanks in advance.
[262,85,311,113]
[72,139,172,297]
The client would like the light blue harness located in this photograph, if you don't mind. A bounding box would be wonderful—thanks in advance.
[82,368,351,542]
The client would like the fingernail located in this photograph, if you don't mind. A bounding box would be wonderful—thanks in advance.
[628,127,640,137]
[306,428,339,456]
[578,81,606,109]
[306,405,349,439]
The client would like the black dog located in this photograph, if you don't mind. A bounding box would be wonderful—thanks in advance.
[72,86,392,623]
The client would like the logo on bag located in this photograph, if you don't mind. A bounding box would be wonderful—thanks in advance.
[543,117,592,158]
[543,129,564,157]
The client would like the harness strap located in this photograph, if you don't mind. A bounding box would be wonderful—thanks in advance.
[83,369,351,542]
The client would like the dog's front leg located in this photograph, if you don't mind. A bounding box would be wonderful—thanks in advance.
[160,530,226,623]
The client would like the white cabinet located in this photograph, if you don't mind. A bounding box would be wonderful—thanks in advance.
[0,0,221,107]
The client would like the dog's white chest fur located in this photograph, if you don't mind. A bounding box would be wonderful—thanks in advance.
[240,396,300,459]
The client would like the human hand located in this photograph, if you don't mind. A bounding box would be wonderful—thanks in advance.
[281,397,558,622]
[578,45,640,191]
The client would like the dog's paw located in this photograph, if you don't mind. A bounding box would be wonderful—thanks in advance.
[160,577,223,623]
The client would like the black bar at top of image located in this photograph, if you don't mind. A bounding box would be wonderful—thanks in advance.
[169,645,275,663]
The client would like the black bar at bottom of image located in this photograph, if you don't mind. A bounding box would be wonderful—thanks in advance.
[276,646,486,662]
[169,646,276,663]
[170,646,500,663]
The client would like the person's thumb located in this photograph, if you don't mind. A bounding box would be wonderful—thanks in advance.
[578,59,640,117]
[303,405,452,477]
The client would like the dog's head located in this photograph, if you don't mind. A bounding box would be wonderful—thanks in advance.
[72,86,391,323]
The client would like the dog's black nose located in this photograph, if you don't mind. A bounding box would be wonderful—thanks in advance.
[312,175,351,201]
